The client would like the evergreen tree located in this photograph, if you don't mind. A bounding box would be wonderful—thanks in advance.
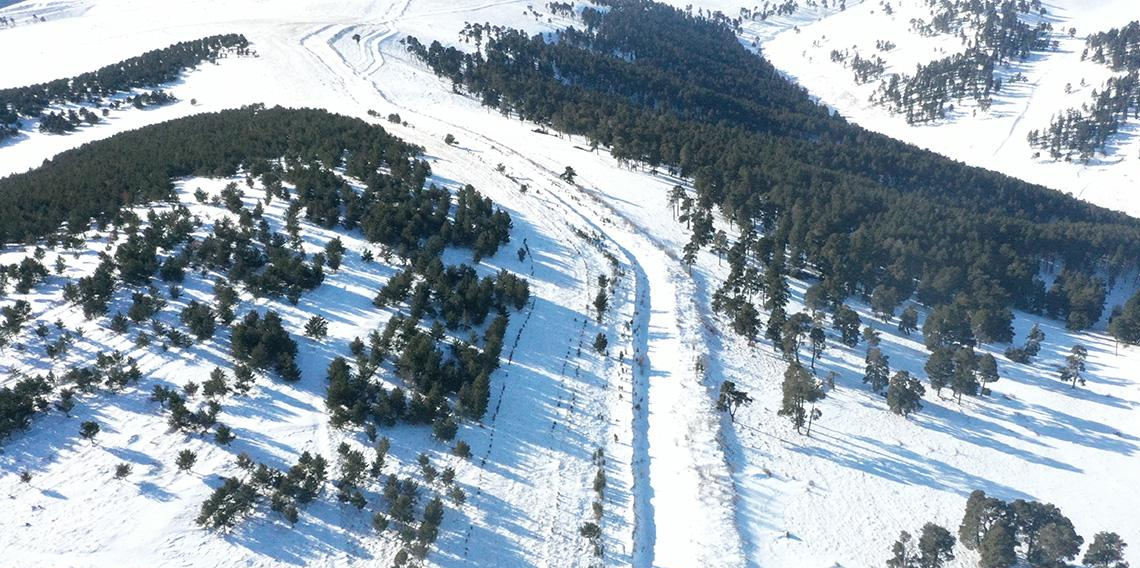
[716,381,753,421]
[978,523,1017,568]
[593,288,608,324]
[871,285,900,321]
[1032,521,1083,568]
[114,463,133,479]
[79,420,100,441]
[916,523,955,568]
[976,353,1000,394]
[304,315,329,339]
[886,530,918,568]
[1083,532,1129,568]
[766,306,787,346]
[461,372,490,419]
[1058,344,1088,388]
[1110,290,1140,346]
[176,449,197,472]
[833,305,862,347]
[925,347,954,397]
[809,325,826,370]
[732,300,760,340]
[778,363,825,434]
[887,370,925,417]
[898,305,919,335]
[864,347,891,394]
[950,347,979,403]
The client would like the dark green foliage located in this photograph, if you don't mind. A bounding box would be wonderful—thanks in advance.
[887,371,925,417]
[1058,344,1088,388]
[916,523,956,568]
[833,305,861,347]
[196,477,258,529]
[778,363,824,434]
[979,523,1018,568]
[716,380,752,421]
[79,420,100,441]
[864,347,891,394]
[176,449,197,472]
[432,416,458,441]
[230,310,300,381]
[114,463,133,479]
[925,347,955,396]
[593,332,608,354]
[1109,289,1140,346]
[406,1,1140,330]
[452,440,471,458]
[0,35,248,141]
[1083,532,1129,568]
[923,302,975,350]
[180,301,216,340]
[214,424,236,445]
[0,375,52,439]
[304,315,329,339]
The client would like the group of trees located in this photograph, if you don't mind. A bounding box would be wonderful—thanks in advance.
[1029,21,1140,161]
[406,0,1140,337]
[873,0,1052,123]
[0,34,249,141]
[958,490,1127,568]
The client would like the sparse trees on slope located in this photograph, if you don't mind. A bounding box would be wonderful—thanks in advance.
[833,305,861,347]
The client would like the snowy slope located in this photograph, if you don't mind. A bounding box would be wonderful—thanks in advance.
[0,0,1137,567]
[720,0,1140,217]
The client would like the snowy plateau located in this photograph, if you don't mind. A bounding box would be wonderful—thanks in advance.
[0,0,1135,567]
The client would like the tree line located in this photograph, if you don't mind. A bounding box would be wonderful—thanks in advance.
[0,34,248,140]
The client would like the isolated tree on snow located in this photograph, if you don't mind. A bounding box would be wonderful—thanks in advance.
[79,420,100,442]
[1083,532,1129,568]
[593,332,608,354]
[667,185,685,219]
[114,463,133,479]
[864,347,891,394]
[716,381,752,422]
[560,166,577,183]
[593,288,608,324]
[887,370,925,417]
[305,315,329,340]
[780,312,812,362]
[1058,344,1088,388]
[778,363,825,435]
[176,449,197,472]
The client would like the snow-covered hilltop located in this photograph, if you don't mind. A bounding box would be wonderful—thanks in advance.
[0,0,1136,567]
[727,0,1140,216]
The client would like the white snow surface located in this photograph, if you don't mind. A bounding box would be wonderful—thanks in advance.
[0,0,1136,567]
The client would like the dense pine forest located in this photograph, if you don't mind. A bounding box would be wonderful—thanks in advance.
[1028,21,1140,161]
[0,34,248,139]
[407,0,1138,336]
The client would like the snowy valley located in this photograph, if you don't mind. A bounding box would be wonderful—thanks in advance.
[0,1,1136,568]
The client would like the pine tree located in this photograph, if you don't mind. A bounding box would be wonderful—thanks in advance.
[176,449,198,472]
[1083,532,1129,568]
[304,315,329,340]
[1059,344,1088,388]
[887,370,925,417]
[864,347,891,394]
[732,300,760,340]
[925,347,954,397]
[716,381,753,421]
[778,363,825,434]
[79,420,100,441]
[917,523,955,568]
[898,305,919,335]
[593,288,608,323]
[886,530,918,568]
[114,463,133,479]
[462,372,490,419]
[809,326,826,370]
[833,305,862,347]
[950,347,979,403]
[978,523,1017,568]
[976,353,999,394]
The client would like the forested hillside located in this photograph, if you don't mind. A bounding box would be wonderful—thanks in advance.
[408,0,1138,333]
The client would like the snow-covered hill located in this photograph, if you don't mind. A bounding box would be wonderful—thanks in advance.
[0,0,1137,567]
[705,0,1140,217]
